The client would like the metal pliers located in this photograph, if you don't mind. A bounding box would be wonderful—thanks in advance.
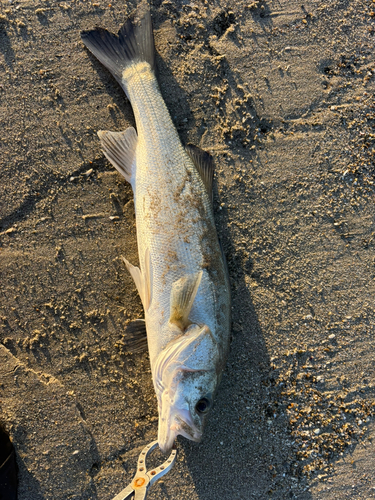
[111,440,177,500]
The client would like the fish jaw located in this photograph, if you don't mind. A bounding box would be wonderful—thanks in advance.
[158,390,202,454]
[154,324,220,453]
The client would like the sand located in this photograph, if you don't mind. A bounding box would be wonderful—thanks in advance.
[0,0,374,498]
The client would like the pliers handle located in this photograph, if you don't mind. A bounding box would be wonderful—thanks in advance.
[111,440,177,500]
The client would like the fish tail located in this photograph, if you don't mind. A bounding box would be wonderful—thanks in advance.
[81,9,155,96]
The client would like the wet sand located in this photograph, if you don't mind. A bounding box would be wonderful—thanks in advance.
[1,0,374,498]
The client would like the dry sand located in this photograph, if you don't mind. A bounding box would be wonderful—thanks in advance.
[1,0,375,498]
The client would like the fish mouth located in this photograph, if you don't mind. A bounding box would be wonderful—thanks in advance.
[158,406,202,454]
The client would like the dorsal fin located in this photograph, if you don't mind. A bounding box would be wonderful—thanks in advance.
[185,144,214,202]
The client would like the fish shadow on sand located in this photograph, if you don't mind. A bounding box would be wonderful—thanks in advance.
[181,202,313,499]
[81,48,134,126]
[0,27,15,70]
[81,44,195,144]
[14,448,44,500]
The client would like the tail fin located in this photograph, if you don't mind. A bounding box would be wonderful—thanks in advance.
[81,10,155,86]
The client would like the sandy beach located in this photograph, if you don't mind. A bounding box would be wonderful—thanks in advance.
[1,0,374,498]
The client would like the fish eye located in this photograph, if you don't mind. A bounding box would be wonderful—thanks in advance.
[195,397,211,414]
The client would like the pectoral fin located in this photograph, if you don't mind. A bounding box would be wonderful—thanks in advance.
[169,271,203,330]
[122,248,152,311]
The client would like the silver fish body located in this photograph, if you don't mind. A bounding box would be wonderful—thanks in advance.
[81,11,231,453]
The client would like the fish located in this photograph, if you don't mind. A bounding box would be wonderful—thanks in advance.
[81,8,231,453]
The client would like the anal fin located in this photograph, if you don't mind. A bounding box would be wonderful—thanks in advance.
[98,127,137,184]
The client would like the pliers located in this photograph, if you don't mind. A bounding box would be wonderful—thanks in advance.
[111,440,177,500]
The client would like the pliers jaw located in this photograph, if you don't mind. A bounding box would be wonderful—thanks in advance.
[111,440,177,500]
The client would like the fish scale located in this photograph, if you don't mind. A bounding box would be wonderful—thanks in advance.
[81,8,231,453]
[126,70,217,358]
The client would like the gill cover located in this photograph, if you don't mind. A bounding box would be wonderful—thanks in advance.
[154,323,220,453]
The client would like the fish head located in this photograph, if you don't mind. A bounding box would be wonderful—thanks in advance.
[154,323,220,453]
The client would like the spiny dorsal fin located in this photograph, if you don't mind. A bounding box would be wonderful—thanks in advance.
[98,127,137,185]
[185,144,214,203]
[169,271,203,330]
